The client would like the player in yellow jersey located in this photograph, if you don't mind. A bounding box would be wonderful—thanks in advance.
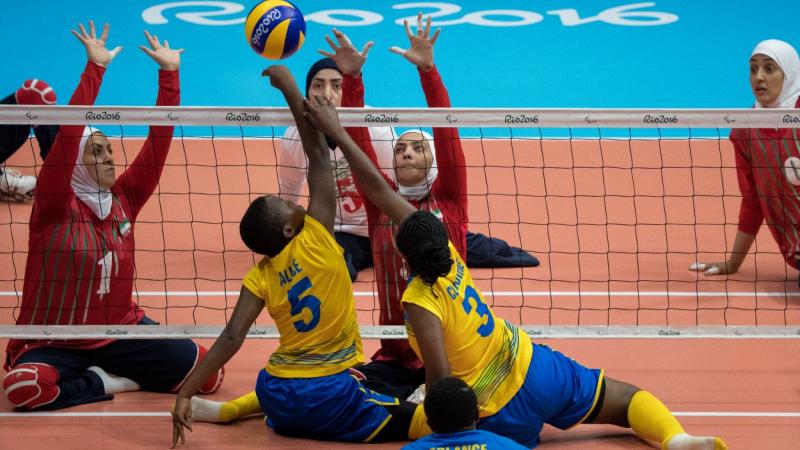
[170,65,419,447]
[303,87,730,450]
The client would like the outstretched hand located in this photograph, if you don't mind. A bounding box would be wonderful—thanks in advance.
[318,28,374,77]
[139,30,183,70]
[390,12,440,70]
[303,95,343,137]
[71,21,122,67]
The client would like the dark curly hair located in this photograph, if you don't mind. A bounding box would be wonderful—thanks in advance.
[424,377,479,433]
[395,211,452,285]
[239,196,292,257]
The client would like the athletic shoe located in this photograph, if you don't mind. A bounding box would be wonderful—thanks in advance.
[0,168,36,202]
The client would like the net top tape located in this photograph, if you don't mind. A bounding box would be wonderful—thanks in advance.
[2,325,798,339]
[3,105,800,128]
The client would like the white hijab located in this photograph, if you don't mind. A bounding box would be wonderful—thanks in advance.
[395,130,438,201]
[752,39,800,108]
[72,126,112,220]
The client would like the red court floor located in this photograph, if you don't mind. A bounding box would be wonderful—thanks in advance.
[1,137,798,448]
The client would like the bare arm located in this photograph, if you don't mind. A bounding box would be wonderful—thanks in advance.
[171,286,263,447]
[304,97,416,225]
[263,66,336,233]
[405,303,450,390]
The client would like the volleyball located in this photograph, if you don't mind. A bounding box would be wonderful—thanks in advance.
[245,0,306,60]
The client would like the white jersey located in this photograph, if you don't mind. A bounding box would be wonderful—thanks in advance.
[279,126,396,237]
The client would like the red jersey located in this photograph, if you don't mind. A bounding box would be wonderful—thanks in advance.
[730,97,800,268]
[6,62,180,367]
[343,67,468,369]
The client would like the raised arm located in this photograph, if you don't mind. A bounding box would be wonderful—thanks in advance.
[264,65,336,233]
[305,97,415,225]
[115,31,182,220]
[33,21,119,227]
[392,14,467,206]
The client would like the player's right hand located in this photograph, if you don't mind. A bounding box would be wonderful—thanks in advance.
[171,396,193,448]
[71,21,122,67]
[688,261,735,276]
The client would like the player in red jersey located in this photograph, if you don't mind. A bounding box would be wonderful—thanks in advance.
[691,39,800,284]
[2,21,222,411]
[335,15,468,398]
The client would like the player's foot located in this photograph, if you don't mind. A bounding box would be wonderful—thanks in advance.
[86,366,141,394]
[0,168,35,202]
[664,433,728,450]
[190,396,225,422]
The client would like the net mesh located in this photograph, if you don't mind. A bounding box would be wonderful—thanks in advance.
[1,105,799,339]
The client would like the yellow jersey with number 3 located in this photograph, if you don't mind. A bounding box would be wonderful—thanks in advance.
[242,215,364,378]
[402,242,533,416]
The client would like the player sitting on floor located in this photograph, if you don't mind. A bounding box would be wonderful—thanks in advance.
[402,376,527,450]
[302,69,730,450]
[2,21,223,412]
[691,39,800,286]
[170,65,423,447]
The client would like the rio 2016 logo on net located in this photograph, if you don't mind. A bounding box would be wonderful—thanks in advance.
[142,2,679,28]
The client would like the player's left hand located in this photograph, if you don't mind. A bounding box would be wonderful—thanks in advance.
[318,28,374,77]
[304,95,342,136]
[140,30,183,71]
[171,395,193,448]
[390,12,440,71]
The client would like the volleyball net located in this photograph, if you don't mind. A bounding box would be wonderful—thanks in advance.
[1,105,799,339]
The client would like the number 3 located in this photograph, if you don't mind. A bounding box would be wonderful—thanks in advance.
[461,285,494,337]
[288,277,321,332]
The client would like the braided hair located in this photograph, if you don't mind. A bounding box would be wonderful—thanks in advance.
[395,211,452,285]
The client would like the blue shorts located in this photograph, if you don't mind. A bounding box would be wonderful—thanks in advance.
[478,343,604,448]
[255,368,400,442]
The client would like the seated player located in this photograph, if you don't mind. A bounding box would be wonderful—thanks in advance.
[334,16,466,399]
[0,79,59,201]
[2,21,222,411]
[691,39,800,284]
[402,377,527,450]
[279,29,537,282]
[278,55,395,282]
[303,68,730,450]
[170,65,421,447]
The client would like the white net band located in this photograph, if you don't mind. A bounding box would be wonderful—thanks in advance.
[3,105,800,128]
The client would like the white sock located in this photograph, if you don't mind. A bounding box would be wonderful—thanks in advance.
[190,396,225,423]
[86,366,141,395]
[666,433,727,450]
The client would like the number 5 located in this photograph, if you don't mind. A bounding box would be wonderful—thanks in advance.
[288,277,321,332]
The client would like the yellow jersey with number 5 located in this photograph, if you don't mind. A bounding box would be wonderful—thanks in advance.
[242,215,363,378]
[402,242,533,416]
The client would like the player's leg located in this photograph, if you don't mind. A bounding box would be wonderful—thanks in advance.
[255,368,420,443]
[358,360,425,400]
[334,231,373,281]
[587,378,728,450]
[527,342,727,450]
[190,390,263,423]
[0,80,57,201]
[2,347,112,410]
[92,316,223,394]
